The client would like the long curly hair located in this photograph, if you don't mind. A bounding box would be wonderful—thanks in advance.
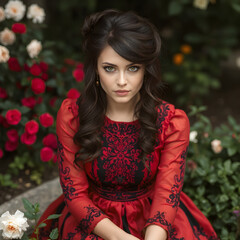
[73,9,166,169]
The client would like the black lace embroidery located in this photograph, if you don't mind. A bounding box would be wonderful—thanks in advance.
[146,211,184,240]
[57,137,78,202]
[166,146,188,208]
[78,205,104,234]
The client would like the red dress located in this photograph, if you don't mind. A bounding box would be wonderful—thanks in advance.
[35,98,219,240]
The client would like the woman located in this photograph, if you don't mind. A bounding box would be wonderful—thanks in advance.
[35,9,219,240]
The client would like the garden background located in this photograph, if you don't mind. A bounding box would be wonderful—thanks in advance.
[0,0,240,239]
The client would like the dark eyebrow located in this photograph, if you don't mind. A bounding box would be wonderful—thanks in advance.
[102,62,138,66]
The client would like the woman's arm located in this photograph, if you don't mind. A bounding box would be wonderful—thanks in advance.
[93,218,140,240]
[144,224,167,240]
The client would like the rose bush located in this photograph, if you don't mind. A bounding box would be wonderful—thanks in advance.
[0,0,84,187]
[184,105,240,239]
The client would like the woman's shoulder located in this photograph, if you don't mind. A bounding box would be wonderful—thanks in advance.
[56,98,79,134]
[155,99,189,132]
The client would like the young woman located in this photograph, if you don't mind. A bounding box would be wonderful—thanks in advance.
[35,9,219,240]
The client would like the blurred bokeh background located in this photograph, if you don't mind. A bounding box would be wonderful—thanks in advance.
[0,0,240,239]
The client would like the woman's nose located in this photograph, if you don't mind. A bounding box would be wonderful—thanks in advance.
[117,72,127,86]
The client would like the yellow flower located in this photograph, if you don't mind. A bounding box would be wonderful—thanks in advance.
[173,53,184,65]
[180,44,192,54]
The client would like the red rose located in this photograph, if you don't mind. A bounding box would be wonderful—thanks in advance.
[41,73,48,81]
[7,129,19,142]
[8,57,21,72]
[39,113,54,127]
[43,133,57,149]
[5,109,21,125]
[73,68,84,82]
[49,96,57,107]
[0,87,8,99]
[40,147,54,162]
[37,96,43,104]
[5,140,19,151]
[25,120,39,135]
[21,96,37,109]
[12,23,26,34]
[20,132,37,145]
[24,63,30,72]
[39,62,48,72]
[31,78,45,94]
[67,88,80,99]
[76,62,84,69]
[30,64,42,76]
[0,149,3,158]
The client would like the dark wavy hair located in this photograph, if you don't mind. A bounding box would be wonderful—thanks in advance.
[73,9,166,169]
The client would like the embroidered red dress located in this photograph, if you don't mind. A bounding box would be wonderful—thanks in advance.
[35,98,218,240]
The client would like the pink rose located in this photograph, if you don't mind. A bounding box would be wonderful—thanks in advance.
[5,109,21,125]
[7,129,19,142]
[25,120,39,135]
[40,147,54,162]
[20,132,37,145]
[43,133,57,149]
[31,78,45,94]
[5,140,19,151]
[67,88,80,99]
[39,113,54,127]
[49,96,57,107]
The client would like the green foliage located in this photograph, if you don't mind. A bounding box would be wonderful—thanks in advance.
[22,198,61,239]
[184,106,240,239]
[0,173,18,188]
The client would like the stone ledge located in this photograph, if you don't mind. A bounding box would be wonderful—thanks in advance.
[0,178,62,240]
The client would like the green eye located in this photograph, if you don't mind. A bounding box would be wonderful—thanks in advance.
[104,66,115,72]
[128,66,139,72]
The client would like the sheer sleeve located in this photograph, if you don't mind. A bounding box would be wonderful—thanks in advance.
[144,104,190,236]
[56,98,109,234]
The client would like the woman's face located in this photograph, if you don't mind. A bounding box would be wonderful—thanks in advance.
[97,45,145,109]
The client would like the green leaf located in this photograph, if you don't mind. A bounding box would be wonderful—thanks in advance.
[23,211,36,220]
[38,223,47,228]
[168,1,183,15]
[22,198,35,214]
[227,147,237,156]
[231,3,240,13]
[47,214,61,220]
[49,228,59,240]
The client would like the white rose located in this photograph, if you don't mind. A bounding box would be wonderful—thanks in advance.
[4,0,26,21]
[0,7,6,22]
[193,0,209,10]
[0,28,16,46]
[190,130,198,143]
[211,139,223,154]
[0,45,10,63]
[0,210,29,239]
[27,4,45,23]
[26,39,42,58]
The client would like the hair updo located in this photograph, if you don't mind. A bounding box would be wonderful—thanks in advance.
[74,9,166,168]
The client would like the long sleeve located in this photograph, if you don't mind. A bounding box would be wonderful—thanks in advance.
[56,98,109,235]
[144,105,190,236]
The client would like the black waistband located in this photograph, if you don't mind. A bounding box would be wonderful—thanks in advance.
[89,184,153,202]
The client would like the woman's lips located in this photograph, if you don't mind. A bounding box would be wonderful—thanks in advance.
[115,90,129,96]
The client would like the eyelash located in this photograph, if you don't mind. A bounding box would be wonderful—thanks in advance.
[103,66,140,72]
